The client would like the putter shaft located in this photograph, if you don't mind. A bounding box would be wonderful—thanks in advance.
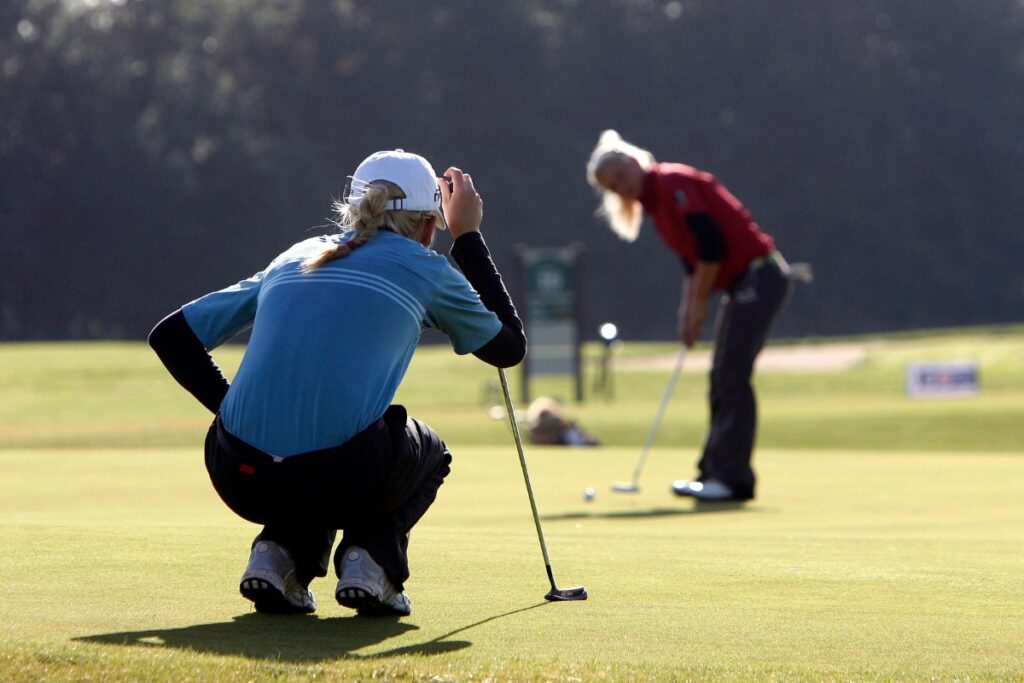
[498,368,587,601]
[614,348,687,492]
[497,369,554,582]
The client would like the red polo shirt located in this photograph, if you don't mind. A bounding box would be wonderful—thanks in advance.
[637,163,774,291]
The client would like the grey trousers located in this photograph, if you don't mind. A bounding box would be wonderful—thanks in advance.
[696,256,791,499]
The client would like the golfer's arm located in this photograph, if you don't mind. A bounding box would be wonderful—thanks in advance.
[148,309,230,414]
[688,261,719,309]
[687,212,726,263]
[686,212,724,307]
[450,232,527,368]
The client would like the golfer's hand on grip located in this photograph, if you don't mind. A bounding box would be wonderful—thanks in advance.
[677,300,706,348]
[439,167,482,238]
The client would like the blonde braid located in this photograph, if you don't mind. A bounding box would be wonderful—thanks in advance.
[302,182,393,272]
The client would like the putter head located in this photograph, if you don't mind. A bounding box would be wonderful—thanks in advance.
[545,586,588,601]
[611,482,640,493]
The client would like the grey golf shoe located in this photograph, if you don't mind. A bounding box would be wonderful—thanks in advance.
[239,540,316,614]
[335,546,412,617]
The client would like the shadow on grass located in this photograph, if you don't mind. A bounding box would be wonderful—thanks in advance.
[75,602,547,662]
[543,501,751,521]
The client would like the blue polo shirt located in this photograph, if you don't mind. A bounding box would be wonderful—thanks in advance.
[182,231,502,457]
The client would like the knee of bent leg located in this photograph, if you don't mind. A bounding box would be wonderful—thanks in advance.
[409,418,452,475]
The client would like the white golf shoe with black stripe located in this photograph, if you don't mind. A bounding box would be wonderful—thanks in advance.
[239,540,316,614]
[335,546,411,617]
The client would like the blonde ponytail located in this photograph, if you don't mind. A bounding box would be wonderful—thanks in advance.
[355,182,390,235]
[599,191,645,242]
[302,181,435,272]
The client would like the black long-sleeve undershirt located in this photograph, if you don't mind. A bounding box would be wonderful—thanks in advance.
[449,231,527,368]
[680,212,727,274]
[148,310,230,414]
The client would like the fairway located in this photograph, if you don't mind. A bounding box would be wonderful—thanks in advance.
[1,331,1023,681]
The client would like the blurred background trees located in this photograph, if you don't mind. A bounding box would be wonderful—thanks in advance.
[2,0,1022,340]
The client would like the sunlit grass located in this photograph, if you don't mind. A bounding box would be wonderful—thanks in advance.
[1,445,1022,681]
[0,328,1022,680]
[6,327,1022,451]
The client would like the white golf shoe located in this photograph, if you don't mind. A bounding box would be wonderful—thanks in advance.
[671,478,741,501]
[335,546,411,617]
[239,540,316,614]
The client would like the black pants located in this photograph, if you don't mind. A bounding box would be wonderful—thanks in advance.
[204,405,451,592]
[696,257,791,500]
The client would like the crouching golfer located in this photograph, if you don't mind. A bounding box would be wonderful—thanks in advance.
[587,130,790,503]
[150,150,525,616]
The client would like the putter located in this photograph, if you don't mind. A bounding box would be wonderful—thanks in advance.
[612,347,688,494]
[497,368,588,602]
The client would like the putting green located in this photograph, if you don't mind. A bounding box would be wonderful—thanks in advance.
[1,331,1022,681]
[1,445,1021,681]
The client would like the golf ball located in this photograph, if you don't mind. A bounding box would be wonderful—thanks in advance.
[583,487,596,502]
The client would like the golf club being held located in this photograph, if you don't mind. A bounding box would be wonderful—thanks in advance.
[498,368,588,602]
[612,347,688,494]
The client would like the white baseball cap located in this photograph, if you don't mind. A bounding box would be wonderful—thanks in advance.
[345,149,447,229]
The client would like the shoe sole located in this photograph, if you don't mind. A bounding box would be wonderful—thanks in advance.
[672,486,751,502]
[335,586,410,617]
[693,497,750,504]
[240,578,315,615]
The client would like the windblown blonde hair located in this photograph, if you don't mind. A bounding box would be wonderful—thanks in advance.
[585,129,655,242]
[302,180,438,272]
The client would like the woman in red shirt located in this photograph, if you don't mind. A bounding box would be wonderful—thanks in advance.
[587,130,791,502]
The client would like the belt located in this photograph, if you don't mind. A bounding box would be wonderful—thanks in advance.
[749,251,783,270]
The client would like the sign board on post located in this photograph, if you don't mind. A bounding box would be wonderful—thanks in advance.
[517,244,583,404]
[905,361,980,398]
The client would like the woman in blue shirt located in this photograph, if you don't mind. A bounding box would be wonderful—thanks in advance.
[150,150,525,617]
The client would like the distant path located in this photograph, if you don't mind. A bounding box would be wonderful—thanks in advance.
[615,342,870,373]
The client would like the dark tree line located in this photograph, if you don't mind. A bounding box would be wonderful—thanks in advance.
[2,0,1022,340]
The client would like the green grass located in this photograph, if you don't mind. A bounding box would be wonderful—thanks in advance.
[1,327,1023,681]
[3,326,1023,451]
